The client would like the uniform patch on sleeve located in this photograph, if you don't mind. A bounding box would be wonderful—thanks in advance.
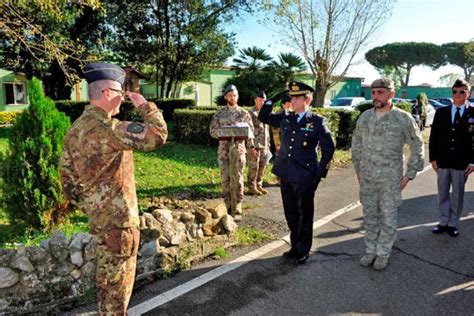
[122,122,148,140]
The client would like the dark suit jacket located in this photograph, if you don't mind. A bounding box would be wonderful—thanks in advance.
[258,101,335,184]
[429,104,474,170]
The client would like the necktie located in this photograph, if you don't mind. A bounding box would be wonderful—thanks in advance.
[454,107,460,124]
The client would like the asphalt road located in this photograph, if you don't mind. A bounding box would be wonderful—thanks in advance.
[121,157,474,315]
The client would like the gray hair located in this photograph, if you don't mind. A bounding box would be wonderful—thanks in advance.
[88,79,116,100]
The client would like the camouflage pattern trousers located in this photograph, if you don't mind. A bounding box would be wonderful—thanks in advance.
[218,142,246,205]
[359,179,402,258]
[95,226,140,315]
[247,148,267,188]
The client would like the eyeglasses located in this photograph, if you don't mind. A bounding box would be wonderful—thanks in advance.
[452,89,467,95]
[104,87,125,96]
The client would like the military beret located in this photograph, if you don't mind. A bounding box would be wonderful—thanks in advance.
[371,78,394,90]
[83,62,126,85]
[255,91,266,99]
[288,81,314,96]
[281,94,291,104]
[224,84,238,95]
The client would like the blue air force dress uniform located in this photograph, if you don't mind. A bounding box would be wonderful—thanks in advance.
[258,82,335,263]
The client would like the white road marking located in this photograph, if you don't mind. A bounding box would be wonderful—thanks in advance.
[129,165,433,315]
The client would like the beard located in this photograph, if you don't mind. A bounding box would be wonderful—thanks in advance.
[373,100,389,108]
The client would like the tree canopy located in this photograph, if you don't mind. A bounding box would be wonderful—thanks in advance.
[109,0,252,99]
[365,42,443,87]
[441,41,474,82]
[262,0,393,106]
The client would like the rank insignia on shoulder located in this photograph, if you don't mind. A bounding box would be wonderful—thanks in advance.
[127,122,145,133]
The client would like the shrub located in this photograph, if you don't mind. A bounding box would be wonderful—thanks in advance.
[330,109,360,149]
[0,78,71,230]
[174,109,218,146]
[312,108,340,144]
[158,99,196,121]
[0,111,22,125]
[55,98,194,123]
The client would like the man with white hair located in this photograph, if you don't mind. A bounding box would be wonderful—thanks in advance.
[60,62,168,314]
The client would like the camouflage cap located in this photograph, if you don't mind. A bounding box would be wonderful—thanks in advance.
[224,84,238,95]
[371,78,394,90]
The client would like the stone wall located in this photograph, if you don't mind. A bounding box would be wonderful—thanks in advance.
[0,200,236,314]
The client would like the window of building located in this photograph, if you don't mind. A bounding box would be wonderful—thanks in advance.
[4,83,27,105]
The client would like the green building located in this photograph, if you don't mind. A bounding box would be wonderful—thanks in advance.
[362,84,453,99]
[0,69,29,111]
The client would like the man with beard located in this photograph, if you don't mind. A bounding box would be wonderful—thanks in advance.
[351,78,424,271]
[210,85,255,219]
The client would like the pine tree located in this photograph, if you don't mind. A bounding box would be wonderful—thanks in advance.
[0,78,70,230]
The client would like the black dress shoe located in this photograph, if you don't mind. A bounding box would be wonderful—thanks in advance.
[295,253,309,265]
[447,226,459,237]
[282,249,297,259]
[432,224,447,234]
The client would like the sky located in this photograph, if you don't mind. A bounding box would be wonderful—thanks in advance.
[226,0,474,87]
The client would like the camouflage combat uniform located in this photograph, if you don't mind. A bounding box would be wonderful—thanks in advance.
[209,105,254,211]
[351,106,424,258]
[60,103,167,314]
[247,106,270,190]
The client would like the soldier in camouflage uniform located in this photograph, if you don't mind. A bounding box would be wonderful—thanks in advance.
[247,91,270,195]
[60,62,168,314]
[351,78,424,271]
[272,94,292,156]
[210,85,255,218]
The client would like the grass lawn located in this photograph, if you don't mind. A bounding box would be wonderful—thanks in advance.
[0,126,351,247]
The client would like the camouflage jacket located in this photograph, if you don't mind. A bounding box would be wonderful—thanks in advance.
[209,105,255,154]
[60,103,167,232]
[248,106,270,150]
[351,105,424,182]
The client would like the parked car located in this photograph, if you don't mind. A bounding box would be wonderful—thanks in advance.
[392,98,412,104]
[432,97,453,106]
[330,97,366,111]
[428,99,447,110]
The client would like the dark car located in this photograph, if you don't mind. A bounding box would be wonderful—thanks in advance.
[432,97,453,106]
[428,99,448,110]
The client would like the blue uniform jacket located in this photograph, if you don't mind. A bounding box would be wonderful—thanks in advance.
[258,102,335,184]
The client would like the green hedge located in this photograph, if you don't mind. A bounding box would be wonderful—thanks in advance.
[54,99,194,123]
[0,111,23,125]
[330,110,360,149]
[174,109,217,146]
[174,107,345,148]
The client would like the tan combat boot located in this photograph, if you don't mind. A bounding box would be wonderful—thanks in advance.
[373,256,389,271]
[257,186,268,195]
[359,253,377,267]
[248,186,262,196]
[234,203,243,222]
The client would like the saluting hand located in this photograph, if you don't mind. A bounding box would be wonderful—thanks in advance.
[400,176,410,191]
[126,92,147,108]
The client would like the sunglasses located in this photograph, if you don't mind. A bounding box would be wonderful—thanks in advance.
[104,87,126,96]
[452,89,467,95]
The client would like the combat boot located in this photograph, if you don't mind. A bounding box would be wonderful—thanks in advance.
[359,253,376,267]
[233,203,243,222]
[248,186,262,196]
[373,256,389,271]
[257,186,268,195]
